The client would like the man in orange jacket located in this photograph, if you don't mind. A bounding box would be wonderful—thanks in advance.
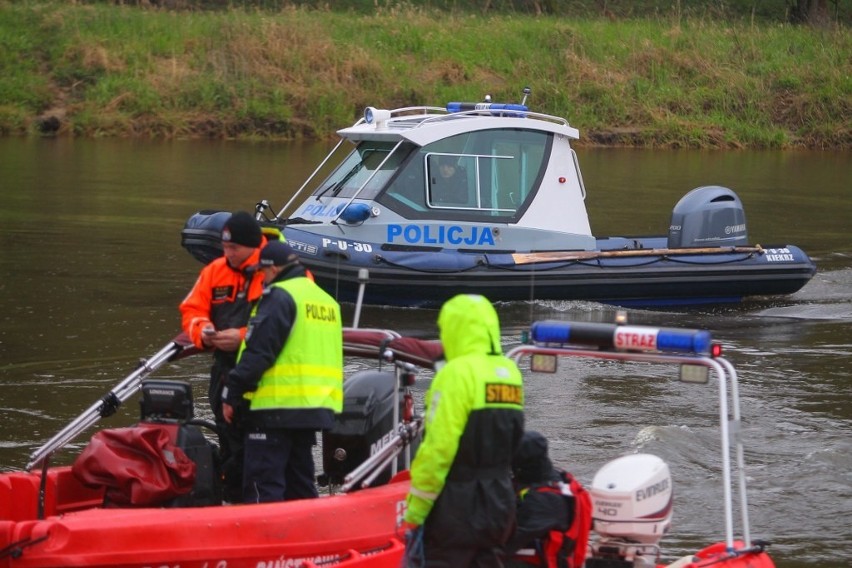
[179,211,269,502]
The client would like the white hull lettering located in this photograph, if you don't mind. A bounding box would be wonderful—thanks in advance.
[369,429,395,456]
[287,239,318,256]
[300,204,341,217]
[764,248,795,262]
[257,554,341,568]
[614,327,659,350]
[320,238,373,253]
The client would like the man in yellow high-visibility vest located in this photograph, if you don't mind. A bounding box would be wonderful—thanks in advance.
[222,240,343,503]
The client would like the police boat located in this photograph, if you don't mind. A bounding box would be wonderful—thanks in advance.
[182,89,816,308]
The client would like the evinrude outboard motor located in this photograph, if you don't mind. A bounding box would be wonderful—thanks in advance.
[668,186,748,248]
[586,454,673,568]
[321,370,420,488]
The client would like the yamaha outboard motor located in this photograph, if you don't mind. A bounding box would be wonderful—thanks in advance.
[321,370,420,488]
[668,186,748,248]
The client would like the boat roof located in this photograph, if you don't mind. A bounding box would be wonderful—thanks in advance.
[337,103,581,144]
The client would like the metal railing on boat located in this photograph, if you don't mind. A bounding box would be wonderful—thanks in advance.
[506,320,754,555]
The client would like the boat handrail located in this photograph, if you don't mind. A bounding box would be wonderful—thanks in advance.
[26,334,199,472]
[388,105,450,118]
[414,107,571,129]
[354,104,571,131]
[274,136,349,220]
[506,324,753,555]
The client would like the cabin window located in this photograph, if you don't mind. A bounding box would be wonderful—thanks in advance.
[380,129,551,221]
[426,153,477,207]
[311,141,404,201]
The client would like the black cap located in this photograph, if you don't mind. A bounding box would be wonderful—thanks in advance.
[222,211,262,248]
[259,240,299,267]
[512,430,554,484]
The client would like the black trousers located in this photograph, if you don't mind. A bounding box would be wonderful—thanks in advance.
[242,426,318,504]
[209,357,244,503]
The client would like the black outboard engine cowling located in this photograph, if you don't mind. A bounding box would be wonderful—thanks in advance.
[322,370,419,488]
[138,380,222,507]
[181,210,286,265]
[181,210,231,264]
[667,186,748,248]
[72,380,222,507]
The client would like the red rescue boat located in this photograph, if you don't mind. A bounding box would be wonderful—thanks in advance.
[1,329,437,568]
[0,322,777,568]
[1,466,409,568]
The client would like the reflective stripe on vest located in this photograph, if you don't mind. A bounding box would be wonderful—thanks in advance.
[244,277,343,412]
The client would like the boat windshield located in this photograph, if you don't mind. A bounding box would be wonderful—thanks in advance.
[379,128,551,222]
[312,141,404,200]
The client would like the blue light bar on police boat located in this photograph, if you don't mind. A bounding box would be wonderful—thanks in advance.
[530,321,712,355]
[446,102,528,117]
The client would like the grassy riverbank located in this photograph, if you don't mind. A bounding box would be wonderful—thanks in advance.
[0,2,849,148]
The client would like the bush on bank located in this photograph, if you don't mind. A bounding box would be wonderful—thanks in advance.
[0,1,849,149]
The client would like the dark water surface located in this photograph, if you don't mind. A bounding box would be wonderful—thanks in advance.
[0,138,849,567]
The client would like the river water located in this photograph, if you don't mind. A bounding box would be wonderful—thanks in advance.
[0,138,849,567]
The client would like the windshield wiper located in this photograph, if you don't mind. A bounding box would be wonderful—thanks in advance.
[315,162,364,201]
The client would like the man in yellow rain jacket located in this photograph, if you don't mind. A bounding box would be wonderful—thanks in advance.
[403,294,525,566]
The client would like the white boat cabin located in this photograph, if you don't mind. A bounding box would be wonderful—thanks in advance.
[281,102,597,252]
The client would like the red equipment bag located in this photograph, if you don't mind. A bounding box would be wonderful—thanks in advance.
[72,424,196,507]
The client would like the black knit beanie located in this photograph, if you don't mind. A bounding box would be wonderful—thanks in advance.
[512,430,554,484]
[222,211,262,248]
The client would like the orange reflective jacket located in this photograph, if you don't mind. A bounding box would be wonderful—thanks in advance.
[179,239,267,350]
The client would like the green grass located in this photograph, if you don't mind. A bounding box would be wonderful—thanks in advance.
[0,1,848,148]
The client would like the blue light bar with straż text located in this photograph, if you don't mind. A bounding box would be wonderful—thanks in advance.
[530,321,712,355]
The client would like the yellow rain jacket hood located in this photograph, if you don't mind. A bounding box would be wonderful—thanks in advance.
[438,294,503,361]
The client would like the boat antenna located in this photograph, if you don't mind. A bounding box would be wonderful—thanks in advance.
[520,86,531,106]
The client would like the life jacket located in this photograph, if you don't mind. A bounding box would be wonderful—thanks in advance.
[239,277,343,413]
[518,469,593,568]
